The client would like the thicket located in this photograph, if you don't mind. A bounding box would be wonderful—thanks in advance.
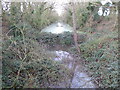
[64,2,100,30]
[2,1,118,88]
[69,2,118,88]
[70,24,118,88]
[2,34,71,88]
[2,2,70,88]
[79,31,118,87]
[37,32,86,47]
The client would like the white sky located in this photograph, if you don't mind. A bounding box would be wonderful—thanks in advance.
[54,0,68,16]
[2,0,118,16]
[2,0,119,2]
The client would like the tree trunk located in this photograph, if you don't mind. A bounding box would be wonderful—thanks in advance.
[68,2,81,88]
[71,2,80,53]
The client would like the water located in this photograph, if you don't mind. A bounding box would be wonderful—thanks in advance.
[54,50,73,61]
[71,66,95,88]
[42,22,97,88]
[41,22,73,34]
[52,50,97,88]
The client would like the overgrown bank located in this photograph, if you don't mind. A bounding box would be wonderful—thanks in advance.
[69,16,118,88]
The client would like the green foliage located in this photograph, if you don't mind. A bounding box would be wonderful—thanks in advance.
[37,32,86,47]
[76,5,90,28]
[24,3,58,30]
[2,10,66,88]
[2,32,71,88]
[25,59,70,87]
[86,2,101,22]
[82,27,96,33]
[86,2,95,12]
[59,32,74,45]
[2,2,68,87]
[2,2,58,33]
[93,13,101,21]
[8,3,22,24]
[81,12,90,24]
[2,1,118,88]
[69,29,118,88]
[64,9,73,26]
[64,3,90,29]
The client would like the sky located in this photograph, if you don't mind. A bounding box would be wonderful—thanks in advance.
[2,0,119,2]
[54,0,68,16]
[2,0,118,16]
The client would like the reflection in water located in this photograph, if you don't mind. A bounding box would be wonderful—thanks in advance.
[41,22,73,34]
[53,23,64,34]
[71,66,95,88]
[57,22,63,27]
[53,50,96,88]
[54,50,73,61]
[54,26,64,34]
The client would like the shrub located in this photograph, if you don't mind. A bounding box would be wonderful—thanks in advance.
[84,40,118,88]
[69,30,118,88]
[37,32,86,47]
[2,37,71,88]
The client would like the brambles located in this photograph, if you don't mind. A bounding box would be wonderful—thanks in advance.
[2,1,118,88]
[2,33,71,88]
[69,28,118,88]
[37,32,86,47]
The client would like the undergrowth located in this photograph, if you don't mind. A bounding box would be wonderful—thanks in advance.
[69,28,118,88]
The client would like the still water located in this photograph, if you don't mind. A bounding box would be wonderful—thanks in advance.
[42,22,97,88]
[52,50,97,88]
[41,22,73,34]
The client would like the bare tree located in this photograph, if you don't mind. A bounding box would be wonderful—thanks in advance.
[71,2,80,53]
[68,2,81,88]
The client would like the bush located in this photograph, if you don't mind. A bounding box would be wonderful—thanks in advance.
[69,30,118,88]
[84,37,118,87]
[2,36,71,88]
[37,32,86,47]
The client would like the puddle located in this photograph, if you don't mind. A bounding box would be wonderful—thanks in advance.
[52,50,97,88]
[71,65,96,88]
[54,50,73,61]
